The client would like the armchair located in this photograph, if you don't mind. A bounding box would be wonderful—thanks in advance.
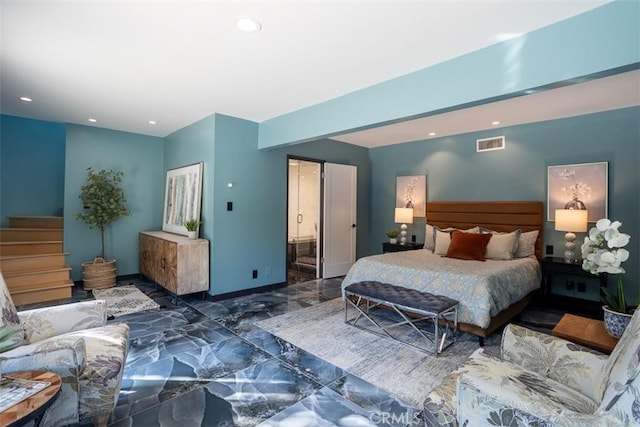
[0,272,129,426]
[424,309,640,426]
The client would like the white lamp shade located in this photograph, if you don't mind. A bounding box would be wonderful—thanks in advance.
[555,209,588,232]
[394,208,414,224]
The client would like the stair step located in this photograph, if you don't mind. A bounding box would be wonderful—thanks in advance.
[8,216,63,229]
[4,266,72,289]
[11,282,73,306]
[0,241,63,256]
[0,228,63,242]
[0,253,69,273]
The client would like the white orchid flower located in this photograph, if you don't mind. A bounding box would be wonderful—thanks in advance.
[597,249,628,274]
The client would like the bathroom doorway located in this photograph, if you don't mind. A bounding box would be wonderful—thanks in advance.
[287,158,321,284]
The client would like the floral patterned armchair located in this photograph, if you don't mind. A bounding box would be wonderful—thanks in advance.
[424,309,640,426]
[0,271,129,426]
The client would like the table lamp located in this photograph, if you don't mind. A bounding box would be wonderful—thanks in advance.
[555,209,588,263]
[394,207,414,245]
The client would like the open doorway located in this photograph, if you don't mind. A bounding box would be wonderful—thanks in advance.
[287,158,322,285]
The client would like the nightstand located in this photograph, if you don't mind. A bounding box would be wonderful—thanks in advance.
[382,242,424,253]
[540,256,607,317]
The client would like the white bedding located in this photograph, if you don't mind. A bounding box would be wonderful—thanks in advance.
[341,249,541,329]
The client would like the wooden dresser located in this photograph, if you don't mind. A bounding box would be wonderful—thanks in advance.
[138,231,209,296]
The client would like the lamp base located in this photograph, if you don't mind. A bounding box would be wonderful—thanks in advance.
[400,224,408,245]
[563,231,577,263]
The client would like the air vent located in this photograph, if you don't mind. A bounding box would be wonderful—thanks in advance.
[477,136,505,152]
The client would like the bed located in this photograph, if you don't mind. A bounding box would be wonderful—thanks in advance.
[342,201,544,341]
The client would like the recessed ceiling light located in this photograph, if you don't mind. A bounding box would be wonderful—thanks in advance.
[428,132,436,137]
[88,118,97,123]
[492,121,501,125]
[235,17,261,33]
[148,120,157,125]
[20,96,33,102]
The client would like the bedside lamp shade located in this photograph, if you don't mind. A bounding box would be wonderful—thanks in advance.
[395,208,414,245]
[555,209,588,263]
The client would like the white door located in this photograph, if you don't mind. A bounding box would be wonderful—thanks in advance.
[322,163,357,278]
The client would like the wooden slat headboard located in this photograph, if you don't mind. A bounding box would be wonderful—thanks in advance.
[426,201,544,259]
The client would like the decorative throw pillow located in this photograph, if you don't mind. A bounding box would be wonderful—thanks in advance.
[431,226,480,254]
[516,230,539,258]
[445,231,492,261]
[425,224,436,251]
[485,230,521,260]
[0,272,25,352]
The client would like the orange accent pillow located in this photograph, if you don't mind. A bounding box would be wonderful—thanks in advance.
[445,230,492,261]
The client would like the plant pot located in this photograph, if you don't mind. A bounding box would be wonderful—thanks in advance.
[389,238,397,244]
[186,231,198,240]
[602,305,632,338]
[82,257,117,290]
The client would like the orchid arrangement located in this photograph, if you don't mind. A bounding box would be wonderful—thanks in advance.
[581,218,633,314]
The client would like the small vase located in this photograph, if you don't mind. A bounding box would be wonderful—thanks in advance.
[602,305,632,338]
[186,231,198,240]
[389,238,397,244]
[564,198,587,210]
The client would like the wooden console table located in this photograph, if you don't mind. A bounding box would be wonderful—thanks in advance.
[0,370,61,427]
[552,313,619,354]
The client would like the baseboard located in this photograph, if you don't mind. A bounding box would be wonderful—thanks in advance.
[207,282,288,302]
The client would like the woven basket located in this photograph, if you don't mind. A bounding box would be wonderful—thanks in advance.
[82,257,116,290]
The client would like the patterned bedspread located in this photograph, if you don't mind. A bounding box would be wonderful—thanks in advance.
[341,250,541,329]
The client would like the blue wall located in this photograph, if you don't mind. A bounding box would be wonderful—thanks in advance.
[259,1,640,148]
[368,106,640,301]
[65,125,164,280]
[209,114,370,296]
[0,115,65,226]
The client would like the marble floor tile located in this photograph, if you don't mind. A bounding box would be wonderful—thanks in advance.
[27,277,431,426]
[202,358,323,426]
[258,387,385,427]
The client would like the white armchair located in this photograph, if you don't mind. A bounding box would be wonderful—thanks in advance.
[0,272,129,426]
[424,309,640,426]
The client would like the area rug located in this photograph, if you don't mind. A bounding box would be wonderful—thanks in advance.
[256,298,500,407]
[93,285,160,318]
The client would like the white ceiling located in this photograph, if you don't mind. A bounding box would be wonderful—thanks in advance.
[332,69,640,147]
[3,0,634,147]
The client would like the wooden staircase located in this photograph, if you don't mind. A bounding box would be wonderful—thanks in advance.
[0,216,73,305]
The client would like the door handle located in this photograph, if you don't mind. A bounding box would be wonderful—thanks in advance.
[351,224,357,228]
[297,213,303,224]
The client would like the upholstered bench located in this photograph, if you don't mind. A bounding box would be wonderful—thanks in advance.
[343,281,458,355]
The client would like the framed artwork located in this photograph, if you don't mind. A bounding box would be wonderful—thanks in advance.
[547,161,607,222]
[396,175,426,217]
[162,162,203,236]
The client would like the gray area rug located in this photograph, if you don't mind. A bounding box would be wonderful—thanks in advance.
[93,285,160,318]
[256,298,500,407]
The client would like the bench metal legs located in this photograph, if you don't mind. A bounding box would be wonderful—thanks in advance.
[344,293,458,356]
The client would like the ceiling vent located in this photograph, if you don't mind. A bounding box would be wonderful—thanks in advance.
[477,136,505,153]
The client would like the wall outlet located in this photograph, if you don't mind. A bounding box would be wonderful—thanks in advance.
[227,201,233,211]
[546,245,554,255]
[252,269,258,279]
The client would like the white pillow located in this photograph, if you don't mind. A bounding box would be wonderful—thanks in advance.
[433,228,452,255]
[516,230,539,258]
[485,230,521,260]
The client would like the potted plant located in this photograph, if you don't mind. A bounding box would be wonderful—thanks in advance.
[76,167,129,290]
[184,219,201,240]
[581,218,635,338]
[386,229,400,244]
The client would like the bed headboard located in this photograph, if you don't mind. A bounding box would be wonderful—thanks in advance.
[426,201,544,259]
